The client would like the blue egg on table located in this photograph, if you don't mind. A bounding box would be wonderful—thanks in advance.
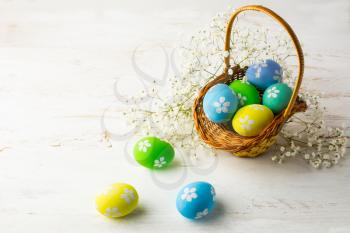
[263,83,292,114]
[203,84,238,123]
[246,59,282,90]
[176,181,215,220]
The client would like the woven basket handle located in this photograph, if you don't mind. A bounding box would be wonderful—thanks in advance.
[224,5,304,118]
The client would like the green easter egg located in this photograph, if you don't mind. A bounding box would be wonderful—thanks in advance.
[229,79,260,107]
[133,136,175,169]
[263,83,292,114]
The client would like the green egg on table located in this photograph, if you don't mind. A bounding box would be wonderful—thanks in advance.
[229,79,260,107]
[133,136,175,169]
[263,83,292,114]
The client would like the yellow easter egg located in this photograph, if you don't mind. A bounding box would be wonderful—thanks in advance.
[96,183,138,218]
[232,104,274,136]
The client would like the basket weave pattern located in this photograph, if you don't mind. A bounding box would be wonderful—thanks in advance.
[192,5,307,157]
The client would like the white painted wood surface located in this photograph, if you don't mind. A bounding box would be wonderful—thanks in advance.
[0,0,349,232]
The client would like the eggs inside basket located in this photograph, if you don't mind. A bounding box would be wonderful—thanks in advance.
[203,59,292,137]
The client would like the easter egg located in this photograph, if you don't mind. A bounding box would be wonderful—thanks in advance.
[96,183,138,218]
[228,79,260,107]
[232,104,274,136]
[134,136,175,169]
[203,83,238,123]
[176,181,215,220]
[263,83,292,115]
[246,59,282,90]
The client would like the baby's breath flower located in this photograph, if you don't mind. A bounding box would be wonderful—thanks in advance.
[274,90,347,168]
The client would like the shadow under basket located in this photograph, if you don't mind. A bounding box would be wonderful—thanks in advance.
[192,5,307,157]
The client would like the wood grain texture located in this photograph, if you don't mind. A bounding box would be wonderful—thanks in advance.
[0,0,349,232]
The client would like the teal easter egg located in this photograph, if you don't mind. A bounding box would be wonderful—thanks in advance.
[263,83,292,114]
[246,59,282,90]
[133,136,175,169]
[176,181,215,220]
[228,79,260,107]
[203,84,239,123]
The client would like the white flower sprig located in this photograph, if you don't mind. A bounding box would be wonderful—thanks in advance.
[119,9,347,168]
[272,92,347,168]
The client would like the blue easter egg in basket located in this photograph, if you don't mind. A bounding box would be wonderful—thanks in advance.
[246,59,282,90]
[203,84,238,123]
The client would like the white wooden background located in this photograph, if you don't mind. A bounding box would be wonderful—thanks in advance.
[0,0,350,232]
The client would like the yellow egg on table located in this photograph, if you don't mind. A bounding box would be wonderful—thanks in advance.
[96,183,138,218]
[232,104,274,136]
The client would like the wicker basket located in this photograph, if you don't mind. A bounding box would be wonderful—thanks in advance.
[193,5,307,157]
